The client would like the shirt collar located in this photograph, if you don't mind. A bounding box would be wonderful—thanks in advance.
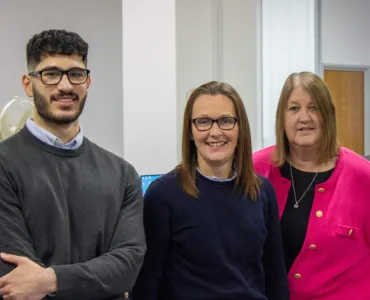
[25,118,83,150]
[197,166,237,182]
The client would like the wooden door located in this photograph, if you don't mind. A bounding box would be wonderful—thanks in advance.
[324,70,364,155]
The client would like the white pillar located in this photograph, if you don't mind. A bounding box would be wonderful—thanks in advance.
[261,0,318,147]
[221,0,262,151]
[122,0,177,175]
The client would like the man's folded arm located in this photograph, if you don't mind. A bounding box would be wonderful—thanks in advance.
[51,166,146,299]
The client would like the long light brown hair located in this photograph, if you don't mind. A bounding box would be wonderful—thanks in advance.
[176,81,261,199]
[273,72,339,166]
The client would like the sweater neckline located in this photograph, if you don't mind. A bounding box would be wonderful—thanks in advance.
[196,170,236,187]
[20,126,86,157]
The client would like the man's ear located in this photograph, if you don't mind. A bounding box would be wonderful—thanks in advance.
[22,75,33,97]
[85,75,91,97]
[87,75,91,88]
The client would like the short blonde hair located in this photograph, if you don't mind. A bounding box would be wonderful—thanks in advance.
[273,72,339,166]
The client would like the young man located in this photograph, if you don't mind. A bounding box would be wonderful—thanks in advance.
[0,29,145,300]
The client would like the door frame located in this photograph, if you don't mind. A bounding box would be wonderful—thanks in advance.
[320,64,370,155]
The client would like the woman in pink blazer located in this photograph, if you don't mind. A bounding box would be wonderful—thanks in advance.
[253,71,370,300]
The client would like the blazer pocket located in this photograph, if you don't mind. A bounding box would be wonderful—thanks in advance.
[336,225,360,240]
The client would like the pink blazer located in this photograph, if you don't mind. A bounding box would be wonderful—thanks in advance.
[253,146,370,300]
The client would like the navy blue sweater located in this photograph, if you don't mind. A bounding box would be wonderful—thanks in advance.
[131,170,289,300]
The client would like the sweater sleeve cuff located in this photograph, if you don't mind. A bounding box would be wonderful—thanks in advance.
[51,264,87,298]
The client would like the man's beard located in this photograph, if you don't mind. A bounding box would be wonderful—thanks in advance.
[32,86,87,125]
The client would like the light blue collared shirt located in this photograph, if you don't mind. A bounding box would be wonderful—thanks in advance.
[197,167,237,182]
[25,118,84,150]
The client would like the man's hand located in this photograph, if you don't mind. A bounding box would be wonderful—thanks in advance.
[0,253,57,300]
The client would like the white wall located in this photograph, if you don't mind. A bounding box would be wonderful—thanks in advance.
[176,0,262,153]
[321,0,370,66]
[0,0,124,156]
[221,0,262,152]
[123,0,177,175]
[175,0,215,157]
[261,0,317,147]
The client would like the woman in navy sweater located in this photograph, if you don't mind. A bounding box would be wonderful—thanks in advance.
[131,81,289,300]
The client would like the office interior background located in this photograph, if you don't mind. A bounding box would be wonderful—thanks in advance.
[1,0,369,176]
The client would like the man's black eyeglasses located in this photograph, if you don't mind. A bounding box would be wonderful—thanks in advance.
[192,117,238,131]
[28,68,90,85]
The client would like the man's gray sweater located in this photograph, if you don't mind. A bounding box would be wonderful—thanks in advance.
[0,126,146,299]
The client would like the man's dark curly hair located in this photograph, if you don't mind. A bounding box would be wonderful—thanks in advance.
[26,29,89,70]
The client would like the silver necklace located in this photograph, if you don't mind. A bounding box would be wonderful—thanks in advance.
[289,163,318,208]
